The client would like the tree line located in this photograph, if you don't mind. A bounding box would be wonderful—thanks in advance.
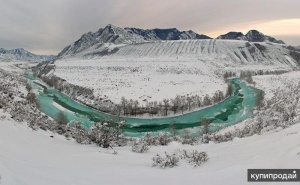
[36,66,232,117]
[116,88,229,117]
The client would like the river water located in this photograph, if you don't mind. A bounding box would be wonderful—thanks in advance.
[26,72,261,137]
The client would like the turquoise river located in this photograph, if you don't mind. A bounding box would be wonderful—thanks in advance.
[26,72,261,137]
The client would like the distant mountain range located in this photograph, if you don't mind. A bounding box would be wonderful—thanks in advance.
[58,24,287,58]
[217,30,285,44]
[0,48,56,62]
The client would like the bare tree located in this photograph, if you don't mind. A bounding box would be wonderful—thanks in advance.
[186,96,192,111]
[115,104,122,116]
[200,118,211,134]
[218,91,224,101]
[153,101,158,116]
[196,95,202,107]
[128,99,134,115]
[149,101,153,116]
[133,100,139,116]
[225,84,233,97]
[169,122,177,137]
[180,96,186,114]
[121,96,127,116]
[158,101,163,116]
[163,99,169,116]
[171,95,181,114]
[56,111,68,125]
[203,94,211,106]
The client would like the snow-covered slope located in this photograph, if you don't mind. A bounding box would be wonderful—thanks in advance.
[88,40,294,64]
[58,24,211,58]
[0,48,56,62]
[1,115,300,185]
[254,71,300,99]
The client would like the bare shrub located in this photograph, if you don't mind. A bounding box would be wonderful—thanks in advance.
[152,152,179,168]
[131,140,150,153]
[181,150,209,167]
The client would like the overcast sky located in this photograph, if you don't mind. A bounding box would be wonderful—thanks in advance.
[0,0,299,55]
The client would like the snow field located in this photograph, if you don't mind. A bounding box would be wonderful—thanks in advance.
[253,71,300,100]
[54,59,226,104]
[0,115,300,185]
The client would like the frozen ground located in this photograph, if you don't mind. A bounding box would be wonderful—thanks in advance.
[54,40,297,104]
[0,62,24,73]
[0,110,300,185]
[54,59,226,104]
[253,71,300,99]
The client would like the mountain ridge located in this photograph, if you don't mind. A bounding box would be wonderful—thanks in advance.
[58,24,212,58]
[0,48,56,62]
[217,30,285,44]
[58,24,288,58]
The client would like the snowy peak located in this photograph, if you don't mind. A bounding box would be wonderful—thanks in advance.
[124,27,211,41]
[58,24,211,58]
[0,48,56,62]
[180,30,210,40]
[10,48,27,55]
[217,30,285,44]
[245,30,265,42]
[96,24,147,44]
[217,32,246,40]
[245,30,285,44]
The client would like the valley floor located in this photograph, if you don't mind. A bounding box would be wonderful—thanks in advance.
[54,59,227,104]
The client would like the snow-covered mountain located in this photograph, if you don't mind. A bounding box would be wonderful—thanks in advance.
[217,32,246,40]
[217,30,285,44]
[58,25,288,58]
[0,48,56,62]
[125,27,210,40]
[245,30,285,44]
[57,38,300,67]
[58,24,211,58]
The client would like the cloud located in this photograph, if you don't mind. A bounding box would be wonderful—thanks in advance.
[0,0,299,55]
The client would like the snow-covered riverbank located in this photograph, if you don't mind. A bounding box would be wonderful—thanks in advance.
[0,112,299,185]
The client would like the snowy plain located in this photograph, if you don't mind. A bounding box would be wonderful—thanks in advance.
[0,62,25,73]
[253,71,300,99]
[54,59,226,104]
